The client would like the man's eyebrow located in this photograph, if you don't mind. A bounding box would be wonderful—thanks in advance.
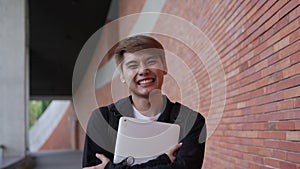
[146,55,160,60]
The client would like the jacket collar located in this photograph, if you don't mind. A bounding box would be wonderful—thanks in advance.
[113,96,135,117]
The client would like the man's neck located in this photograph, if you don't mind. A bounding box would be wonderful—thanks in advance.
[132,90,163,117]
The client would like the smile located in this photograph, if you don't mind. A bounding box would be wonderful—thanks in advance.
[137,78,155,85]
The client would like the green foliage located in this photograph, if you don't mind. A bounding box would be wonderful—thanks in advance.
[29,100,51,128]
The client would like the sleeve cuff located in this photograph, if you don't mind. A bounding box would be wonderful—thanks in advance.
[104,161,115,169]
[158,153,172,163]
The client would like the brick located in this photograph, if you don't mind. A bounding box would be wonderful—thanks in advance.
[239,61,249,72]
[243,122,267,131]
[272,14,289,33]
[289,5,300,21]
[262,28,273,42]
[245,138,265,147]
[283,85,300,98]
[272,149,287,160]
[286,131,300,141]
[273,36,290,52]
[283,64,300,78]
[254,56,268,71]
[260,166,275,169]
[265,157,280,168]
[258,131,286,140]
[276,99,295,110]
[266,74,300,94]
[280,160,297,169]
[268,71,283,84]
[267,53,280,65]
[295,98,300,108]
[280,141,300,152]
[287,152,300,163]
[253,155,264,164]
[290,27,300,42]
[279,73,297,87]
[273,120,298,130]
[290,51,300,64]
[264,139,280,149]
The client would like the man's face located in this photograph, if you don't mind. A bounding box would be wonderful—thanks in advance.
[120,51,167,98]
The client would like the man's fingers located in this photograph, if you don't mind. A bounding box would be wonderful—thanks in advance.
[96,153,107,161]
[95,153,110,166]
[166,143,182,162]
[170,143,182,153]
[96,153,102,159]
[176,142,183,149]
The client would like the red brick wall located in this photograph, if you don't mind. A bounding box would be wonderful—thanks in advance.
[40,105,75,150]
[111,0,300,168]
[159,0,300,168]
[119,0,145,17]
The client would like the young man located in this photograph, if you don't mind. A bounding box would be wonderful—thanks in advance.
[82,35,206,169]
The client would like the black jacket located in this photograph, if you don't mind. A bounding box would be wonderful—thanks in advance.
[82,96,206,169]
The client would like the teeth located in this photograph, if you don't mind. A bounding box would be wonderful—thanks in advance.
[139,79,153,84]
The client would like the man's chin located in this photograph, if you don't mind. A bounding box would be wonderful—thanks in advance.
[134,89,162,99]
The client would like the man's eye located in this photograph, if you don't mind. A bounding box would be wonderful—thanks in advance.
[127,64,138,69]
[147,60,157,65]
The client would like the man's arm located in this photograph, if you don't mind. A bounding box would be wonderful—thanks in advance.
[82,108,115,168]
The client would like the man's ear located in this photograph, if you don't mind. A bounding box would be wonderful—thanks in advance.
[120,73,126,83]
[163,63,168,75]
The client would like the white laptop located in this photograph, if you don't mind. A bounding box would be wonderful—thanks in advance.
[113,117,180,165]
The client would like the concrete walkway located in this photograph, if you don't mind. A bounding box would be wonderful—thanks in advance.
[31,150,82,169]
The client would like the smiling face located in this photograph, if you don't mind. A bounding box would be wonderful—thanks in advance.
[120,50,167,99]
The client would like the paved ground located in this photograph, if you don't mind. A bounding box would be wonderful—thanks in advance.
[31,150,82,169]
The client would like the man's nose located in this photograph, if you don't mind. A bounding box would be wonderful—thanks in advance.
[138,64,150,75]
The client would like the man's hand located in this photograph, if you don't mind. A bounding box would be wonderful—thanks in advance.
[83,153,110,169]
[166,143,182,162]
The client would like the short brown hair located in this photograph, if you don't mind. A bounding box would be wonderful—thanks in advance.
[114,35,165,68]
